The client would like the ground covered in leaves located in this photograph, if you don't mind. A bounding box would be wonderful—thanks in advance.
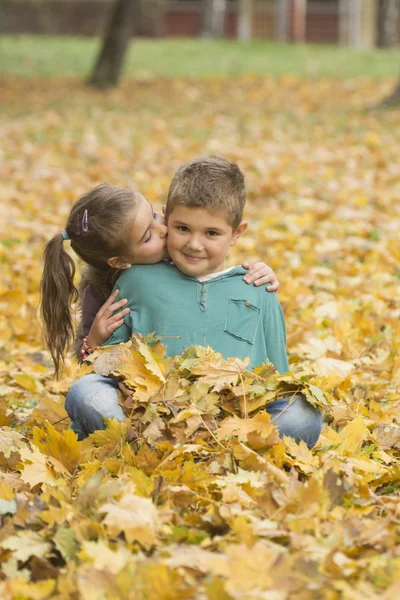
[0,75,400,599]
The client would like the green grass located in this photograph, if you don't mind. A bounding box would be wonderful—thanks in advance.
[0,35,399,79]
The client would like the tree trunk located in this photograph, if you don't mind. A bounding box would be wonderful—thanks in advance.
[201,0,227,38]
[379,78,400,107]
[377,0,400,47]
[238,0,252,41]
[89,0,137,89]
[290,0,307,43]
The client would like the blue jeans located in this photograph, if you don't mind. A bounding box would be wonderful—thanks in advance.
[66,374,322,448]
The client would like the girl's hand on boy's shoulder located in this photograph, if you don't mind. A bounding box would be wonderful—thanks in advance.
[87,289,130,347]
[242,262,279,292]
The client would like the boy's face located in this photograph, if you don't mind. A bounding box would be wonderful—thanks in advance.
[166,205,247,278]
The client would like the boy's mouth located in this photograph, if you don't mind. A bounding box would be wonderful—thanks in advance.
[182,254,204,263]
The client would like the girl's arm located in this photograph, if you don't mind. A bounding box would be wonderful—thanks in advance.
[73,286,129,361]
[86,289,130,348]
[242,262,279,292]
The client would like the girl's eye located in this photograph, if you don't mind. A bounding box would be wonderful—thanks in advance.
[144,230,153,243]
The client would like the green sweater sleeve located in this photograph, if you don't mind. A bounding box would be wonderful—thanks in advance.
[105,315,131,346]
[263,292,289,374]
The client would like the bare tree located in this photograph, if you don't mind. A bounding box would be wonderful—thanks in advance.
[201,0,227,38]
[378,0,400,47]
[379,79,400,107]
[89,0,137,89]
[376,1,400,106]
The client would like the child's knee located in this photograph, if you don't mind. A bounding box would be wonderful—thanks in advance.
[267,394,322,449]
[65,374,100,415]
[65,374,122,423]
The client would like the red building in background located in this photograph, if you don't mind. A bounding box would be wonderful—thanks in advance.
[164,0,340,44]
[0,0,380,48]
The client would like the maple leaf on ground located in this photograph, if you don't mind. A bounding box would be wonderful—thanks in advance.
[180,346,249,392]
[99,482,159,548]
[92,337,168,404]
[0,579,56,600]
[31,422,86,473]
[0,428,26,458]
[217,412,279,450]
[18,444,58,488]
[78,540,131,575]
[0,531,51,563]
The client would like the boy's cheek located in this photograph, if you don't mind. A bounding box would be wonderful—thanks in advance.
[165,238,173,256]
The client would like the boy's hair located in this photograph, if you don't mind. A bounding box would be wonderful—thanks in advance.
[166,156,246,229]
[40,183,138,377]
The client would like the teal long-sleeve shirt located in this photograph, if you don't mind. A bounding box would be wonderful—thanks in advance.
[104,263,289,374]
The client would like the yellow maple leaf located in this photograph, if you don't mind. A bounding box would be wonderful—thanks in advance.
[32,422,84,473]
[99,483,159,548]
[217,411,278,449]
[18,445,57,488]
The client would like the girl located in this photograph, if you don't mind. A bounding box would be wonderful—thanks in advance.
[41,182,279,378]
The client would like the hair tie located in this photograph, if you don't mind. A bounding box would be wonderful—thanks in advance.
[61,229,70,241]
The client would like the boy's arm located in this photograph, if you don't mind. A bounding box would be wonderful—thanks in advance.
[263,293,289,374]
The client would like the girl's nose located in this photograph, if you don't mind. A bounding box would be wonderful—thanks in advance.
[154,212,165,226]
[156,222,168,238]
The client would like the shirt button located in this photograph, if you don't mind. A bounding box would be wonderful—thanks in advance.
[245,301,251,307]
[200,300,206,305]
[201,288,207,294]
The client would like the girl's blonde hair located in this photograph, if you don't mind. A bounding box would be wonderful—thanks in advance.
[40,183,137,376]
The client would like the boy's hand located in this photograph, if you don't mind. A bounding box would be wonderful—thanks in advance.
[87,289,130,348]
[242,262,279,292]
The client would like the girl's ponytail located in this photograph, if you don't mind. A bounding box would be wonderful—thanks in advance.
[40,233,78,377]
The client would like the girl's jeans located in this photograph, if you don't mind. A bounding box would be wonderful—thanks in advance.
[66,374,323,449]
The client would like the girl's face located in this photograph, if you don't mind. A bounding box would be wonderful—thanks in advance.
[124,194,168,266]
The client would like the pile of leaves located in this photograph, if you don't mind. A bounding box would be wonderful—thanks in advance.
[0,75,400,598]
[1,333,400,599]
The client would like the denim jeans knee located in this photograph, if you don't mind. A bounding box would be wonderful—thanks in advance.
[65,374,126,439]
[266,393,322,449]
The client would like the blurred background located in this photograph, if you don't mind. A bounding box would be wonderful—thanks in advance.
[0,1,399,85]
[1,0,399,47]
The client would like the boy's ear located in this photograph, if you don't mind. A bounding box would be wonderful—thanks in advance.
[162,205,166,217]
[107,256,132,270]
[230,221,247,246]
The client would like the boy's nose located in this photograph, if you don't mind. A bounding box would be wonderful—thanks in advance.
[187,236,203,251]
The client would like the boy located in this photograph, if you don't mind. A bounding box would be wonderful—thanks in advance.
[67,157,322,446]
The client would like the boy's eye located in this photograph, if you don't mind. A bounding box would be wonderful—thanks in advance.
[177,225,189,232]
[206,231,219,237]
